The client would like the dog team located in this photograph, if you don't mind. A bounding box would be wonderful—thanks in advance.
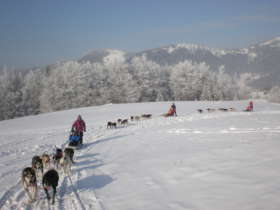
[21,111,154,205]
[107,114,153,129]
[21,115,82,205]
[22,146,75,204]
[22,111,153,205]
[197,101,254,113]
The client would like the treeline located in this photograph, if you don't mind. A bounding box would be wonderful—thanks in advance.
[0,56,278,120]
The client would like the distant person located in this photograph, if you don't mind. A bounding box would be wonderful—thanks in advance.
[171,103,177,116]
[167,107,174,116]
[71,115,86,144]
[244,101,253,112]
[249,101,253,111]
[163,103,177,117]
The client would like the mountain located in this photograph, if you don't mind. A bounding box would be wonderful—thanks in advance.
[79,37,280,89]
[1,100,280,209]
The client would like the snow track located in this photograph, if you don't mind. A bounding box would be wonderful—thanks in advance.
[0,125,113,210]
[0,180,23,210]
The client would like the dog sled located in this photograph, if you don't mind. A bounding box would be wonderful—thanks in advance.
[68,131,82,149]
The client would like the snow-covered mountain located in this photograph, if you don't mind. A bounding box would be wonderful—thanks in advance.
[80,37,280,89]
[1,100,280,210]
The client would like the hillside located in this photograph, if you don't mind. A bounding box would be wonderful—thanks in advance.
[1,100,280,210]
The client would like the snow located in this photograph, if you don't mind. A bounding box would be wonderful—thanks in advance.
[163,44,252,58]
[248,52,258,63]
[103,49,126,66]
[259,37,280,48]
[1,100,280,210]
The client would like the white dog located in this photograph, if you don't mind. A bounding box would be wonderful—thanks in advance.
[59,152,72,175]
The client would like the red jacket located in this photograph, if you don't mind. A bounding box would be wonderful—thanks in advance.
[249,101,253,111]
[72,118,86,132]
[167,107,175,115]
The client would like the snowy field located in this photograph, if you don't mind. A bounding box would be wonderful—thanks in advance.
[0,100,280,210]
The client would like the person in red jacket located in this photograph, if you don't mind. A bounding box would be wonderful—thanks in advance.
[171,103,177,116]
[249,101,253,111]
[245,101,254,112]
[71,115,86,144]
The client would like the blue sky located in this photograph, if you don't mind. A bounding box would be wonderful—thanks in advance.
[0,0,280,69]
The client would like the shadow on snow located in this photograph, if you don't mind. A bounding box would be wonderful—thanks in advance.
[83,134,131,148]
[77,174,114,191]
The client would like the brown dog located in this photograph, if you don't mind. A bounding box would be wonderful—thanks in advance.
[22,167,38,203]
[121,119,128,125]
[31,156,43,176]
[41,153,51,170]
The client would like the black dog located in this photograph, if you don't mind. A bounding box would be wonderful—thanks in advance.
[64,147,75,163]
[32,156,43,175]
[107,121,117,129]
[121,119,128,125]
[141,114,152,119]
[218,108,228,112]
[42,169,59,205]
[22,167,38,203]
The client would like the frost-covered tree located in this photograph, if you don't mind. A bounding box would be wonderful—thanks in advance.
[0,68,24,120]
[169,60,210,100]
[106,63,140,103]
[169,62,239,101]
[267,86,280,103]
[131,55,169,101]
[234,73,255,99]
[40,61,98,112]
[200,70,216,100]
[212,66,237,100]
[0,55,265,121]
[21,69,43,115]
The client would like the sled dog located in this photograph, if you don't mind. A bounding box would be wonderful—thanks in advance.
[31,156,43,176]
[60,151,72,174]
[22,167,38,203]
[41,153,51,169]
[53,148,63,169]
[107,121,117,129]
[42,169,59,205]
[64,147,75,164]
[121,119,128,125]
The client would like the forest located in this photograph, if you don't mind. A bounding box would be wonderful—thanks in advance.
[0,55,279,120]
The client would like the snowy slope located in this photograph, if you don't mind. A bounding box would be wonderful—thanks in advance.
[0,100,280,210]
